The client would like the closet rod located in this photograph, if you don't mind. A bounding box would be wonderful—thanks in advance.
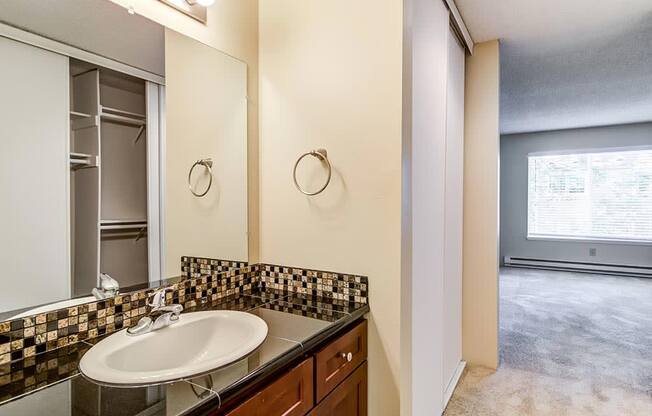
[70,159,91,166]
[100,112,146,127]
[100,222,147,231]
[70,111,92,120]
[101,106,146,119]
[101,219,147,225]
[101,225,147,231]
[100,228,147,243]
[70,154,98,169]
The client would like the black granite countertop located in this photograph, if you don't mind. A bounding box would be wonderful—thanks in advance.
[0,289,369,416]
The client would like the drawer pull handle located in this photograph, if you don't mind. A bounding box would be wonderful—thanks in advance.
[341,352,353,362]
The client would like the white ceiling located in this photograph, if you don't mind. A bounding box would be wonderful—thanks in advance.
[455,0,652,134]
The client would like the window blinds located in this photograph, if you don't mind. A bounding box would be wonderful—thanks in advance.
[527,148,652,242]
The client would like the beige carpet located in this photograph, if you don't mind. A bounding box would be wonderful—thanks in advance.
[444,268,652,416]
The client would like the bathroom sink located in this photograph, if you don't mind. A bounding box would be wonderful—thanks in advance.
[79,311,268,385]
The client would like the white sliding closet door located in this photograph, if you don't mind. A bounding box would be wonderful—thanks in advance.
[0,36,69,311]
[405,0,450,414]
[442,27,466,406]
[404,3,468,413]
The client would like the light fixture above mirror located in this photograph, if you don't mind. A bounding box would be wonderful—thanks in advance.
[158,0,214,23]
[188,0,216,6]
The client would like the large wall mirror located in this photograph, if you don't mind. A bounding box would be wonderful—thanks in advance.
[0,0,248,320]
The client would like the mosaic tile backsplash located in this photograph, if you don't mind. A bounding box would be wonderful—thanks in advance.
[181,256,247,279]
[259,264,368,304]
[0,258,368,367]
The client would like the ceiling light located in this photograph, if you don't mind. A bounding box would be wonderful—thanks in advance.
[188,0,215,6]
[159,0,209,23]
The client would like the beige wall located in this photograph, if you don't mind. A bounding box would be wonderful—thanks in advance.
[462,40,500,369]
[108,0,260,263]
[258,1,403,414]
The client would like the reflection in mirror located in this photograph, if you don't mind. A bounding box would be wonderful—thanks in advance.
[0,373,217,415]
[164,28,248,276]
[0,0,248,321]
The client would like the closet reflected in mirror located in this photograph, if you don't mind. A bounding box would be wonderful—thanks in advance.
[70,61,152,298]
[0,0,248,320]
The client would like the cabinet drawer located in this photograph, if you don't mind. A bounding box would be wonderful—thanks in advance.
[226,358,314,416]
[309,362,367,416]
[315,320,367,402]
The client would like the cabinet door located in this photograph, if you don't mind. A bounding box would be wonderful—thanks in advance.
[309,362,367,416]
[315,320,367,401]
[226,358,314,416]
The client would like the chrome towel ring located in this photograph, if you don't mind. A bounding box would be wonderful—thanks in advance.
[188,158,213,197]
[293,148,332,196]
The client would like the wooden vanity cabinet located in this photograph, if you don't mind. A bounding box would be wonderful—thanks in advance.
[217,320,367,416]
[225,358,314,416]
[315,319,367,402]
[308,362,367,416]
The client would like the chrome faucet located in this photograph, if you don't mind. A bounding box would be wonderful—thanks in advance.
[127,288,183,336]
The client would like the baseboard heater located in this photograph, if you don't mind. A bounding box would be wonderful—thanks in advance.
[503,256,652,277]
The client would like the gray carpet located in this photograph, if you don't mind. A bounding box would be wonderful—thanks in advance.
[445,267,652,415]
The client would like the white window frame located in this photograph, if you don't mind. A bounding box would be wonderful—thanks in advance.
[526,146,652,246]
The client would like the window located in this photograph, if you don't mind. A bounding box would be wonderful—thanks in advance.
[527,148,652,243]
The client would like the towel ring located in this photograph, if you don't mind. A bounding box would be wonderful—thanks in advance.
[188,158,213,197]
[293,149,331,196]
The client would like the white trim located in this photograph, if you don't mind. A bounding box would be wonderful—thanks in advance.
[528,145,652,157]
[443,361,466,412]
[527,234,652,246]
[243,95,250,261]
[65,57,72,299]
[159,85,167,278]
[146,82,162,283]
[94,70,102,289]
[443,0,474,53]
[0,22,165,85]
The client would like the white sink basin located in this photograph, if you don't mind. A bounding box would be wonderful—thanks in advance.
[79,310,268,385]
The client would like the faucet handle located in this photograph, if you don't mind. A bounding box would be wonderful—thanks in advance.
[148,288,171,309]
[127,316,153,335]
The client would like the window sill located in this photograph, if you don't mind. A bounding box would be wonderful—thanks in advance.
[526,235,652,246]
